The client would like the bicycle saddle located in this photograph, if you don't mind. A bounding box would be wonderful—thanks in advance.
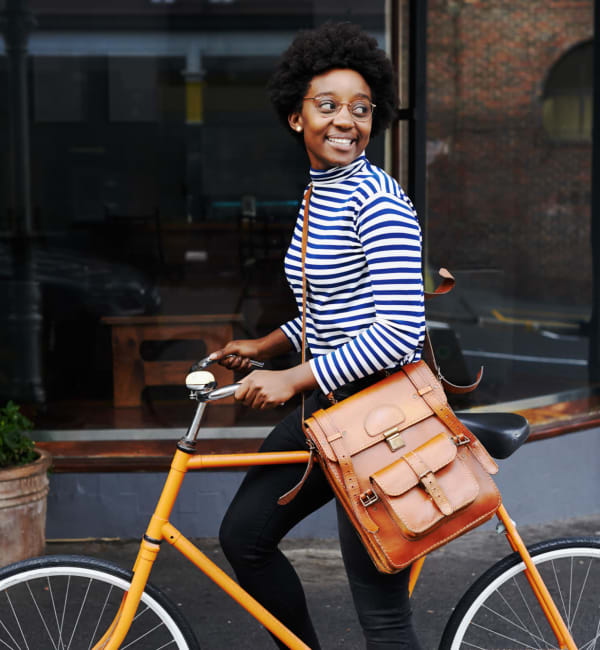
[456,412,530,459]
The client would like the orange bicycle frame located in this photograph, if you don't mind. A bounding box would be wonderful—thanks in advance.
[94,448,313,650]
[92,393,577,650]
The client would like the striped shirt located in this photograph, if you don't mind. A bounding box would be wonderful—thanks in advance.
[280,155,426,395]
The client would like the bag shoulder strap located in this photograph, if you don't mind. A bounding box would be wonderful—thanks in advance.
[277,185,314,506]
[423,269,483,394]
[402,362,498,474]
[317,409,379,533]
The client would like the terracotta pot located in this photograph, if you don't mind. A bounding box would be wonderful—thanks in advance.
[0,448,52,567]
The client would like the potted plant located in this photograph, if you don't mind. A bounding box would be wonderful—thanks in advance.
[0,401,51,566]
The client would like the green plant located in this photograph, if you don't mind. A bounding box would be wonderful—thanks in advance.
[0,401,37,468]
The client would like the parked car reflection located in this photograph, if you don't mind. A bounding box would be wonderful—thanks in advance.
[0,242,161,401]
[0,242,161,317]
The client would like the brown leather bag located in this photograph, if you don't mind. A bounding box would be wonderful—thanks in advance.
[295,185,501,573]
[303,361,501,573]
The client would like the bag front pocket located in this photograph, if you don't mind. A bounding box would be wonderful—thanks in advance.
[370,433,480,538]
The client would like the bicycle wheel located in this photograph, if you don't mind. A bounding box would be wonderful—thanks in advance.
[0,554,200,649]
[440,537,600,650]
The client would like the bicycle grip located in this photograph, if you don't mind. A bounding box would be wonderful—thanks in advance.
[205,383,242,401]
[192,355,264,371]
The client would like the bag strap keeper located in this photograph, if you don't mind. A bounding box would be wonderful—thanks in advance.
[403,450,453,516]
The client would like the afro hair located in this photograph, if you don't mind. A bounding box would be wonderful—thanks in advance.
[267,22,398,140]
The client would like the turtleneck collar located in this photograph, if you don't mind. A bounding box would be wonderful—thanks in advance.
[309,155,367,186]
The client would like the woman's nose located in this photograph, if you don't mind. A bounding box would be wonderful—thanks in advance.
[332,104,354,127]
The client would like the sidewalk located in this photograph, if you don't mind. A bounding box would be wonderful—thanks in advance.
[46,513,600,650]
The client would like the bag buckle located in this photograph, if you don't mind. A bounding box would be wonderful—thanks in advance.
[360,489,379,507]
[452,433,470,447]
[382,426,406,452]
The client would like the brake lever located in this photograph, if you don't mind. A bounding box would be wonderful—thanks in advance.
[191,354,264,372]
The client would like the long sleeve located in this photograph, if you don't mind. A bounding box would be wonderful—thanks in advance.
[280,316,303,352]
[309,191,425,394]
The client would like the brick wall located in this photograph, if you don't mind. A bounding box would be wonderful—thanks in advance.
[426,0,592,302]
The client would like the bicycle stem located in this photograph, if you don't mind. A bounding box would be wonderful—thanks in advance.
[183,381,242,444]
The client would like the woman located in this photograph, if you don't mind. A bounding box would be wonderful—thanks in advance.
[213,22,425,649]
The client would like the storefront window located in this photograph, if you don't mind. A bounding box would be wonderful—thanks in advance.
[425,1,594,419]
[1,0,596,444]
[0,0,391,438]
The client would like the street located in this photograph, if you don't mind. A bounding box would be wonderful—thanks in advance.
[47,514,600,649]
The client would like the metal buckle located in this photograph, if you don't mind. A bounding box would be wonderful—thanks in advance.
[360,490,379,507]
[381,425,405,452]
[452,433,471,447]
[386,432,406,451]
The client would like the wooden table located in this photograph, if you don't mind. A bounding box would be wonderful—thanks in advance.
[102,314,243,407]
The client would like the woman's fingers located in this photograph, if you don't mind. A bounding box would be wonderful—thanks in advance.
[234,370,292,410]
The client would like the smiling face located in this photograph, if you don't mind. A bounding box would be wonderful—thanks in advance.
[288,68,373,170]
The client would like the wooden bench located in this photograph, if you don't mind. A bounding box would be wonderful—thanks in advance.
[102,314,243,407]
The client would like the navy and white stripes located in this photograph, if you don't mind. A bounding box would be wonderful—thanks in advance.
[280,155,425,395]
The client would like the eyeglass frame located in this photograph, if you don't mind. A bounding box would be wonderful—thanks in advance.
[302,96,376,121]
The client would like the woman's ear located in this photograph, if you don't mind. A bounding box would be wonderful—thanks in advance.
[288,112,303,134]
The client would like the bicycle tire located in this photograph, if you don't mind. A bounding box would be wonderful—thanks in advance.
[439,536,600,650]
[0,554,200,649]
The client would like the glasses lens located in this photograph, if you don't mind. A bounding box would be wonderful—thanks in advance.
[350,101,372,120]
[316,98,338,115]
[311,98,373,120]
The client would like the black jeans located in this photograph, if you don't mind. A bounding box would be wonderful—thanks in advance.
[219,391,422,649]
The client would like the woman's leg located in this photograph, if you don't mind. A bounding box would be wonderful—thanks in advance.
[337,503,422,650]
[219,392,333,649]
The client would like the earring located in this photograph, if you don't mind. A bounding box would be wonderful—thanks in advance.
[296,126,302,132]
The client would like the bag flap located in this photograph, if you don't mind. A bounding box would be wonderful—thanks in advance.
[371,433,456,497]
[305,369,437,460]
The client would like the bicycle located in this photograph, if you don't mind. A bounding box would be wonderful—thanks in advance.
[0,356,598,649]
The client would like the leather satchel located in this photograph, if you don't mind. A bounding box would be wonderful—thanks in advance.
[294,185,501,574]
[303,361,501,573]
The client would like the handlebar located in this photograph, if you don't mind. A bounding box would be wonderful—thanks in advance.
[191,354,264,372]
[204,383,242,401]
[187,354,263,402]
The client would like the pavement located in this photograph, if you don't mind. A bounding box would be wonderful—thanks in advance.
[46,513,600,650]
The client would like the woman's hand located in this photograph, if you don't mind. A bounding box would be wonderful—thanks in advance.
[209,329,295,372]
[235,363,319,410]
[209,339,262,371]
[235,369,297,409]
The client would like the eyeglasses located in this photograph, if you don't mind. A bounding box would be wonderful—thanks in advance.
[302,96,376,121]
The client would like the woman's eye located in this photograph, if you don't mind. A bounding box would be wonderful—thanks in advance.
[351,102,369,116]
[317,99,337,113]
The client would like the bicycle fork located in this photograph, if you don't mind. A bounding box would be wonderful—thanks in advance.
[407,506,578,649]
[495,505,577,650]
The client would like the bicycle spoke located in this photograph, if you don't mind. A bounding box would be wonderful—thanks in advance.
[479,604,557,648]
[88,584,114,650]
[65,577,92,650]
[0,638,19,650]
[509,576,546,649]
[59,577,71,650]
[26,582,59,650]
[120,620,175,649]
[4,590,28,650]
[0,599,22,650]
[457,640,489,649]
[471,619,554,649]
[551,559,571,631]
[578,629,600,650]
[46,577,67,650]
[569,557,592,630]
[568,557,573,626]
[593,616,600,650]
[154,641,178,650]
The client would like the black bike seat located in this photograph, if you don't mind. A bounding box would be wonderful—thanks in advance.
[456,412,530,459]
